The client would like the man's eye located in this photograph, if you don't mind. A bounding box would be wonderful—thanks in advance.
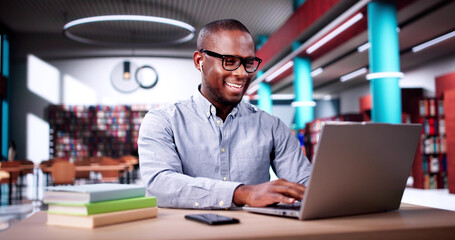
[245,59,254,67]
[224,58,237,66]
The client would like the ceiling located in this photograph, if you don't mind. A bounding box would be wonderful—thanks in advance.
[0,0,294,58]
[272,0,455,99]
[1,0,455,99]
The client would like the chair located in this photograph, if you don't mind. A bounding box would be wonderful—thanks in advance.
[0,169,9,178]
[0,161,22,203]
[41,158,67,186]
[19,160,34,175]
[89,156,102,165]
[74,159,91,184]
[118,155,139,182]
[50,161,76,185]
[17,160,34,192]
[0,161,20,184]
[99,157,123,183]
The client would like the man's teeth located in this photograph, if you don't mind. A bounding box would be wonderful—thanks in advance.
[226,82,243,88]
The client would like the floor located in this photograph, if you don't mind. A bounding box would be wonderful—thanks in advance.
[401,188,455,211]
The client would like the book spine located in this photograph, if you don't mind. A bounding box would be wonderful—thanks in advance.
[48,196,156,215]
[89,188,145,202]
[92,207,158,227]
[47,207,158,228]
[85,196,156,215]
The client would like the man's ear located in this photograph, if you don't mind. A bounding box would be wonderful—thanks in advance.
[193,51,203,72]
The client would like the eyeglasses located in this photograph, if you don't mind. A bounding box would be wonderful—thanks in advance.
[200,49,262,73]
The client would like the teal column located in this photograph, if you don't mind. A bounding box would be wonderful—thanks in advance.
[368,1,402,123]
[293,0,306,10]
[1,34,9,159]
[257,71,272,114]
[256,35,268,50]
[293,43,314,129]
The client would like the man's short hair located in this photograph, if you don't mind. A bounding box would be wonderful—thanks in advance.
[197,19,252,50]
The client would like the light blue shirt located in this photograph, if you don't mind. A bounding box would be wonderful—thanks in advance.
[138,89,312,209]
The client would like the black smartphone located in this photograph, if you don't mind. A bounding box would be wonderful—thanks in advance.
[184,213,240,225]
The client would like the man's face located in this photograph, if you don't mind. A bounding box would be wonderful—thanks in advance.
[198,30,256,109]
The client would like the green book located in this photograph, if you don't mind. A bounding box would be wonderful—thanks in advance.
[47,196,157,216]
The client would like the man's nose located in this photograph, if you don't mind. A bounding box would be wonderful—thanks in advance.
[232,64,249,77]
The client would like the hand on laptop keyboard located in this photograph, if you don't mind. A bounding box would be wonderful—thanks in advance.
[233,178,306,207]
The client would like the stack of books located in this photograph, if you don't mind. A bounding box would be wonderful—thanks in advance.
[44,184,157,228]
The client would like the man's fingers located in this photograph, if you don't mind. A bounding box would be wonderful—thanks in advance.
[269,193,296,204]
[276,178,307,190]
[238,180,307,207]
[271,185,305,200]
[269,180,306,200]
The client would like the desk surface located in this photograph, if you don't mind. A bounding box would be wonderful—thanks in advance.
[1,203,455,240]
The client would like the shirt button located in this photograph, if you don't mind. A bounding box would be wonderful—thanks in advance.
[219,201,224,207]
[221,148,225,153]
[223,177,227,181]
[206,112,210,117]
[194,202,199,207]
[216,120,221,124]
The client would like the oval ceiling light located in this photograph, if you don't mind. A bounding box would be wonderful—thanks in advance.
[63,15,196,46]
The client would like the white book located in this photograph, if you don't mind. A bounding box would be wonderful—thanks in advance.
[44,183,145,204]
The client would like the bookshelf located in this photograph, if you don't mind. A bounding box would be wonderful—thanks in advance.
[435,72,455,194]
[304,113,363,161]
[418,98,447,189]
[48,104,155,160]
[444,89,455,194]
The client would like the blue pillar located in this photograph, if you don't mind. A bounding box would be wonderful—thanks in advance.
[1,34,9,159]
[368,1,402,123]
[257,71,273,114]
[293,0,306,10]
[256,35,268,51]
[293,43,314,129]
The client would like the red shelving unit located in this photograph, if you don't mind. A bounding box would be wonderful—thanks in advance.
[48,104,155,160]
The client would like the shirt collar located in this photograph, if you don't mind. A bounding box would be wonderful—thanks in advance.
[193,85,240,119]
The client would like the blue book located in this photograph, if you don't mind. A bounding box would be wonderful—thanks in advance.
[44,184,145,204]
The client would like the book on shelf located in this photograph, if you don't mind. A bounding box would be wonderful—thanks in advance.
[47,206,158,228]
[47,196,156,216]
[44,183,145,204]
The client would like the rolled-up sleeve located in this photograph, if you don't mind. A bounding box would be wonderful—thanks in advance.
[138,110,242,209]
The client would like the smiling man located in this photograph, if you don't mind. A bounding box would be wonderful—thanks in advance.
[138,19,312,209]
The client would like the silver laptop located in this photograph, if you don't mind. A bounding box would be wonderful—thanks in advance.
[243,122,421,220]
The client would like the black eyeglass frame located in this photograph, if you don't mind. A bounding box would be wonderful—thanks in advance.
[199,49,262,73]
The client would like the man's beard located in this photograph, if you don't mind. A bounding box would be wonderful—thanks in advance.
[207,85,242,107]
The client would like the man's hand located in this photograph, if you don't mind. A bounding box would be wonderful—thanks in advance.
[233,178,306,207]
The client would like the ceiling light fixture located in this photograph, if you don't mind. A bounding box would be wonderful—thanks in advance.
[322,95,333,100]
[271,94,295,100]
[246,84,261,95]
[291,101,317,107]
[411,29,455,53]
[340,67,368,82]
[311,67,324,77]
[123,61,131,80]
[366,72,404,80]
[357,42,371,52]
[265,61,294,82]
[250,94,295,100]
[63,15,196,46]
[306,13,364,54]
